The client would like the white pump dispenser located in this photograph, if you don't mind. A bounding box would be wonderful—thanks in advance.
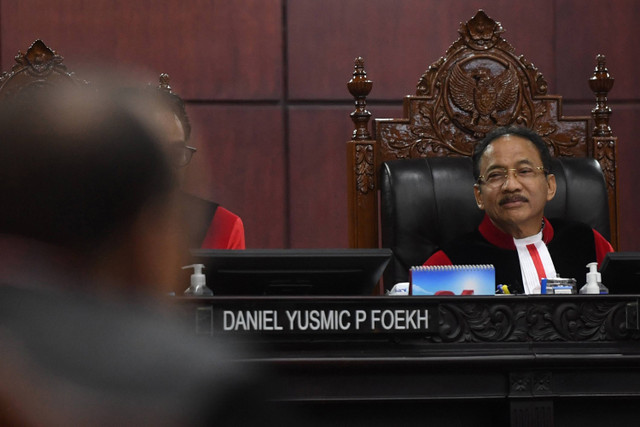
[580,262,600,295]
[182,264,213,296]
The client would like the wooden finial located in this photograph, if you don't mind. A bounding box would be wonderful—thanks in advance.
[158,73,172,93]
[589,54,614,137]
[14,40,64,74]
[347,57,373,140]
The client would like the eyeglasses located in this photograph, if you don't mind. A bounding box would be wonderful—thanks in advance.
[477,166,548,189]
[169,142,197,168]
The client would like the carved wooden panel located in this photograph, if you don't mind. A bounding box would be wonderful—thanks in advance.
[376,10,590,163]
[0,40,86,100]
[429,298,638,344]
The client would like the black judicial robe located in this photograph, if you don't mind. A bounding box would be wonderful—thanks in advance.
[428,216,604,294]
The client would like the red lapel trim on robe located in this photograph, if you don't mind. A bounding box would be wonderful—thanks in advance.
[477,215,555,250]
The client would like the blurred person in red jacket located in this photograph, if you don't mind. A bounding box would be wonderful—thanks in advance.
[155,74,245,250]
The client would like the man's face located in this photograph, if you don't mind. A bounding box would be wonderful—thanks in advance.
[473,134,556,238]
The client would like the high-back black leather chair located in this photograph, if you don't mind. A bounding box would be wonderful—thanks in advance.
[379,156,610,287]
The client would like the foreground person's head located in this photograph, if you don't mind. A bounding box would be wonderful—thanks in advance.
[0,84,186,294]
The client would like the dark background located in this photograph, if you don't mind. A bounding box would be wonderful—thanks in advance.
[2,0,638,250]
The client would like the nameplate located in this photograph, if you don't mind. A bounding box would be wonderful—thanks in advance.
[181,297,438,336]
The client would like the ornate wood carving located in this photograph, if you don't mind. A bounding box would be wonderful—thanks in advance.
[0,40,85,100]
[378,10,589,163]
[589,55,614,137]
[346,58,378,248]
[347,58,376,196]
[594,137,617,190]
[158,72,172,92]
[348,57,373,140]
[589,55,619,249]
[354,143,375,195]
[428,298,637,344]
[589,55,617,188]
[510,372,553,395]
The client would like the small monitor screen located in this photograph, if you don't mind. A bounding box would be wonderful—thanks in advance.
[185,248,392,296]
[600,252,640,294]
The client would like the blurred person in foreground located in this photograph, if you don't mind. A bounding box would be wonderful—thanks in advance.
[0,84,274,425]
[155,74,245,249]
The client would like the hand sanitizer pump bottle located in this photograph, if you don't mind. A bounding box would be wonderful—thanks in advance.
[579,262,602,295]
[182,264,213,296]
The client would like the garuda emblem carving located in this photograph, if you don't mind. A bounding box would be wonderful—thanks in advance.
[448,63,519,136]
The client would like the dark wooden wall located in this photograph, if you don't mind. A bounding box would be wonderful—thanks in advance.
[1,0,639,250]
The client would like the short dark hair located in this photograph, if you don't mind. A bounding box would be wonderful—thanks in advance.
[0,85,176,252]
[472,126,552,181]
